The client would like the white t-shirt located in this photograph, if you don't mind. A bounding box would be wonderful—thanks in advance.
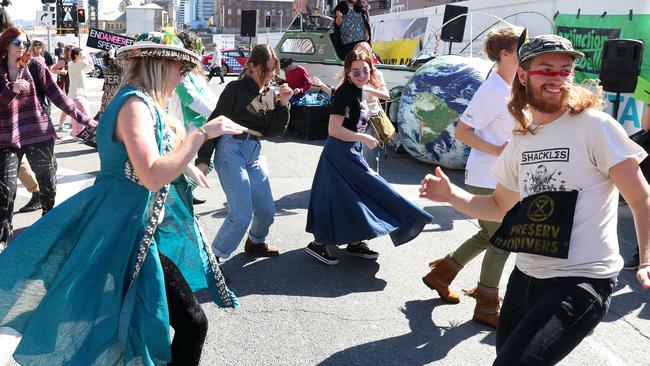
[362,70,386,116]
[460,72,515,188]
[211,49,222,67]
[491,109,647,279]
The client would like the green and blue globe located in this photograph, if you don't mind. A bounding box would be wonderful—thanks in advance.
[397,55,492,169]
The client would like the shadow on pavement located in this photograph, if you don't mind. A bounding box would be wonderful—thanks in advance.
[318,299,495,366]
[55,148,97,159]
[198,189,312,218]
[422,205,472,233]
[602,276,650,322]
[219,248,387,298]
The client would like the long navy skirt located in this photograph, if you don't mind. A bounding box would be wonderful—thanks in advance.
[306,137,433,246]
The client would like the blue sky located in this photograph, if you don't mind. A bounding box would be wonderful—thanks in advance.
[12,0,123,21]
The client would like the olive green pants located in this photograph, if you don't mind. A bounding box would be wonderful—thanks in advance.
[451,185,510,288]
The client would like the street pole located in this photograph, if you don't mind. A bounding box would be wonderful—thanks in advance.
[47,24,52,53]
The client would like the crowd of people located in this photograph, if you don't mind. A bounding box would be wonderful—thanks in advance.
[0,1,649,364]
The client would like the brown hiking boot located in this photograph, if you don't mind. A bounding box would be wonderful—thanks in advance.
[244,238,280,257]
[422,254,463,303]
[463,283,501,328]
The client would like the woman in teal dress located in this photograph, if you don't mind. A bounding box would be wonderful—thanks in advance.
[0,33,246,365]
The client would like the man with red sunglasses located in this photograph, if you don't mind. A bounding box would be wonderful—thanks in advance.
[419,34,650,364]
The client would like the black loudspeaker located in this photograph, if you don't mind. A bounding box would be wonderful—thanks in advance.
[241,10,258,37]
[441,4,468,43]
[600,39,644,93]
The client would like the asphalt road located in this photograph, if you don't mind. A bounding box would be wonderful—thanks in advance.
[8,76,650,366]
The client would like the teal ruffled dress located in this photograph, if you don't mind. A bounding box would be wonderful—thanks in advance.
[0,85,238,365]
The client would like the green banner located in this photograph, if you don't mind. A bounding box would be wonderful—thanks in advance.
[554,14,650,104]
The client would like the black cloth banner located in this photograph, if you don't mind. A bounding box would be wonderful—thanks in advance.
[490,190,578,259]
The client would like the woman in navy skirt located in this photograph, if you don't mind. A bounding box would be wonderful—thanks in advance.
[305,50,433,265]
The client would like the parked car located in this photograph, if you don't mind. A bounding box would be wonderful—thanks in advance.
[202,48,250,75]
[87,51,108,78]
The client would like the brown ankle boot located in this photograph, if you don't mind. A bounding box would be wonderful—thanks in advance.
[463,283,501,328]
[422,254,463,303]
[244,238,280,257]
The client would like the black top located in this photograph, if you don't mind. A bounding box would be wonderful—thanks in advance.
[196,76,290,164]
[43,51,55,67]
[330,80,367,132]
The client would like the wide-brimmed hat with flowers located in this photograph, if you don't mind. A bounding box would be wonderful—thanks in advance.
[116,29,200,70]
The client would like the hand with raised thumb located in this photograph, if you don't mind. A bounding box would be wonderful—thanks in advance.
[419,166,453,203]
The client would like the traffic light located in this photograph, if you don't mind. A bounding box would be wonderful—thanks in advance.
[265,15,271,28]
[77,8,86,23]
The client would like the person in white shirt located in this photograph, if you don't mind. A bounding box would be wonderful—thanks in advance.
[419,34,650,365]
[207,43,224,84]
[66,47,95,136]
[422,25,522,328]
[355,42,390,173]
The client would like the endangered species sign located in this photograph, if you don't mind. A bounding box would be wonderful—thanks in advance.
[86,27,135,51]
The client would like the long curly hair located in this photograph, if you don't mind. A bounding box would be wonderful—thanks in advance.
[508,59,605,135]
[0,26,31,67]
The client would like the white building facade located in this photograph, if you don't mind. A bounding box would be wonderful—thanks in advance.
[125,3,167,36]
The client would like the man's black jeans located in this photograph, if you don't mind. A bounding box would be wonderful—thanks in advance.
[494,267,615,365]
[207,66,225,83]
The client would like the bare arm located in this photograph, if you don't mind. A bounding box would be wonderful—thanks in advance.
[49,59,66,74]
[609,157,650,288]
[312,76,332,96]
[115,97,247,192]
[362,83,389,101]
[328,113,377,149]
[642,104,650,132]
[455,121,507,156]
[419,166,520,222]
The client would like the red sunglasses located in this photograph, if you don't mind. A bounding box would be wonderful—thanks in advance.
[527,70,573,77]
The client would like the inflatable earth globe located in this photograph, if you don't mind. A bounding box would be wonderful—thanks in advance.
[397,55,493,169]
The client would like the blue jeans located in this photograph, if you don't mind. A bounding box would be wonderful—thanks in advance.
[211,134,275,258]
[494,267,614,365]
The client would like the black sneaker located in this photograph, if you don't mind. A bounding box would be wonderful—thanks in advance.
[17,193,41,213]
[623,255,640,271]
[305,242,339,265]
[192,196,207,205]
[346,242,379,260]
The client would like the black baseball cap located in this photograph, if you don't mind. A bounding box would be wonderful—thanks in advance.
[280,58,294,69]
[518,34,585,63]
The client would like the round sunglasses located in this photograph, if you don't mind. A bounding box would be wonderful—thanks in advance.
[350,69,370,78]
[11,39,31,48]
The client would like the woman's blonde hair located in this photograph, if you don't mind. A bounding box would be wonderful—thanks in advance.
[482,25,522,62]
[508,59,605,135]
[120,57,186,146]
